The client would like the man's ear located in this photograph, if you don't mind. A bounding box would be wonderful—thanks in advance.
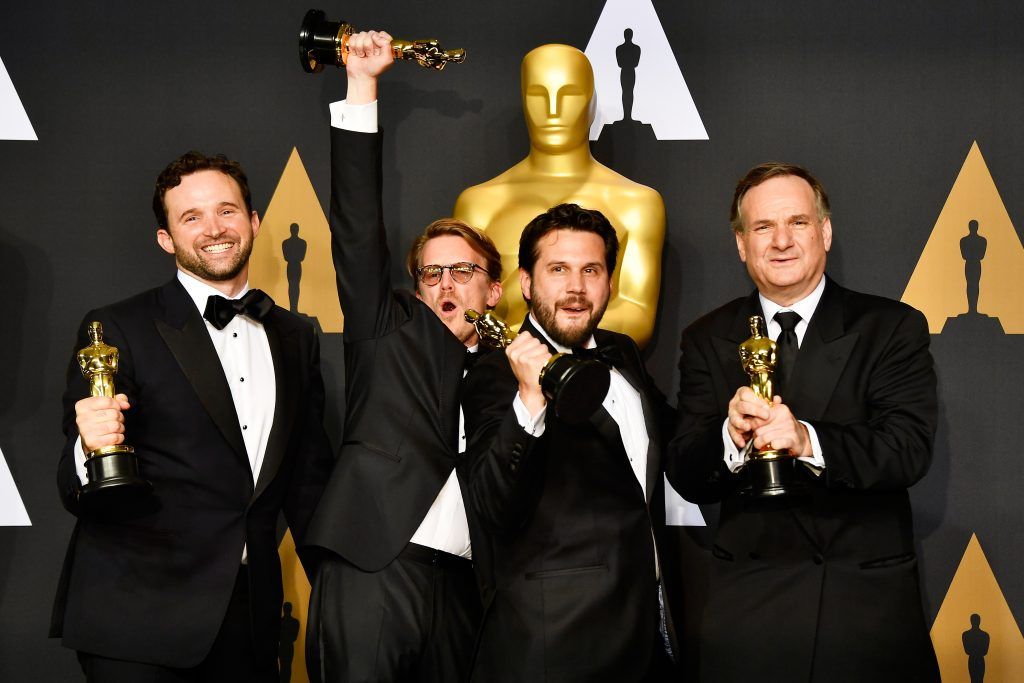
[250,211,261,240]
[821,217,832,252]
[734,230,748,263]
[519,268,531,303]
[486,279,503,309]
[156,228,175,255]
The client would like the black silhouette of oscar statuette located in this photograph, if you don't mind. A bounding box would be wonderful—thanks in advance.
[465,309,610,425]
[299,9,467,73]
[738,315,802,496]
[76,322,151,507]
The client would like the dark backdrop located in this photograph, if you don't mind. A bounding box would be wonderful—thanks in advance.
[1,1,1021,679]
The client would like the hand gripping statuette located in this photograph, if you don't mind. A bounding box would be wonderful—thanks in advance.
[299,9,467,73]
[76,322,151,506]
[465,309,610,425]
[738,315,801,497]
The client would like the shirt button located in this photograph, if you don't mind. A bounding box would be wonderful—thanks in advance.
[240,377,245,382]
[233,332,238,338]
[242,425,248,430]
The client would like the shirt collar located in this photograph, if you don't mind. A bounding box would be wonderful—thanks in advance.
[527,313,596,353]
[758,274,826,325]
[176,269,250,315]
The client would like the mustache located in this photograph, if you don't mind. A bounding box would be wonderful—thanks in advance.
[556,295,592,310]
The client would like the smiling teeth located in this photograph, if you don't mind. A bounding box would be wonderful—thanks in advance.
[203,243,232,253]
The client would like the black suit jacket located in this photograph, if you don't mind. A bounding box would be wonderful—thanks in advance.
[50,278,332,668]
[302,128,479,573]
[463,317,676,682]
[668,277,939,682]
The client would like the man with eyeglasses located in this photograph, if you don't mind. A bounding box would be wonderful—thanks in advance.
[301,30,503,682]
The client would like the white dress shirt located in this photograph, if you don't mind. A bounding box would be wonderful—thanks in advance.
[76,269,277,562]
[332,98,473,558]
[722,275,826,473]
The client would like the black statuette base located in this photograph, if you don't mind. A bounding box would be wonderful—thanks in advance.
[80,448,152,510]
[541,355,611,425]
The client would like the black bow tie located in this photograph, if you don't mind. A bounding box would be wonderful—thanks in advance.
[464,349,481,371]
[203,289,274,330]
[571,344,623,368]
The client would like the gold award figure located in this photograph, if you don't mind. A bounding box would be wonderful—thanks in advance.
[299,9,466,73]
[739,315,777,406]
[738,315,799,496]
[454,44,665,348]
[76,322,150,503]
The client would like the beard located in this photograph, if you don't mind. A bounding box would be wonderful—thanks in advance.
[174,239,252,282]
[529,285,608,348]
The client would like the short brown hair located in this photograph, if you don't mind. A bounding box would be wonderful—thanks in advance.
[153,151,253,229]
[405,218,502,285]
[730,163,830,233]
[518,203,618,275]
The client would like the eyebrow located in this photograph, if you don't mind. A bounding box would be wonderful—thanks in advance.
[177,201,243,222]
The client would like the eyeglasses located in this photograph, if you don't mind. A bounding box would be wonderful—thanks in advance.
[415,262,486,286]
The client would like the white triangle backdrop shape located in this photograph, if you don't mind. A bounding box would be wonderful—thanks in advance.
[664,474,706,527]
[0,56,37,141]
[0,444,31,525]
[585,0,708,141]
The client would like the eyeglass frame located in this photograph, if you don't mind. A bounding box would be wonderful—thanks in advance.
[415,261,488,286]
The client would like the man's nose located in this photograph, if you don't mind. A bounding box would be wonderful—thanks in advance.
[566,270,585,292]
[439,268,456,289]
[772,224,793,249]
[207,217,227,237]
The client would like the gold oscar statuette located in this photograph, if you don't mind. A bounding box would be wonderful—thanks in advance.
[465,309,609,424]
[76,322,151,505]
[738,315,800,496]
[298,9,467,73]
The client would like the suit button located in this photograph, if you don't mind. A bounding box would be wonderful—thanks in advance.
[509,462,519,474]
[512,444,523,456]
[813,553,824,565]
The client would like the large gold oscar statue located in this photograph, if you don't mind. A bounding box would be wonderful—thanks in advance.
[453,44,665,348]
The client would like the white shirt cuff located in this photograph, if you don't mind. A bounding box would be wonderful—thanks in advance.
[796,420,825,474]
[721,418,746,473]
[330,99,378,133]
[513,393,546,437]
[74,437,89,484]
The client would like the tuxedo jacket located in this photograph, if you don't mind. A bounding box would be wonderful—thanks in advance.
[302,128,480,572]
[668,277,939,682]
[463,317,677,683]
[50,278,332,669]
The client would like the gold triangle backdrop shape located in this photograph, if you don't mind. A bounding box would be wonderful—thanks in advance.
[251,148,343,333]
[930,533,1024,681]
[901,141,1024,333]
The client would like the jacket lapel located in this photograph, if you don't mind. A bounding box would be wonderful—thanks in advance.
[253,311,301,500]
[785,278,860,421]
[600,330,661,505]
[154,279,249,472]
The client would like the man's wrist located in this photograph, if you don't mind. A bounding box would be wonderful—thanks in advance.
[345,76,378,105]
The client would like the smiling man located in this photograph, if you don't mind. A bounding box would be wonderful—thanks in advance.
[299,30,503,683]
[668,163,939,681]
[52,152,333,682]
[461,203,678,681]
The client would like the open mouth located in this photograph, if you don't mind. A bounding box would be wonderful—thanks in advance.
[441,301,458,313]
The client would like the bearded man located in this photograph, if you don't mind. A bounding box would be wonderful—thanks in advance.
[461,203,678,682]
[51,151,332,682]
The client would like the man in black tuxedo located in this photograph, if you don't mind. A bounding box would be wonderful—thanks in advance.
[669,163,939,682]
[300,31,504,682]
[462,203,677,682]
[51,152,333,682]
